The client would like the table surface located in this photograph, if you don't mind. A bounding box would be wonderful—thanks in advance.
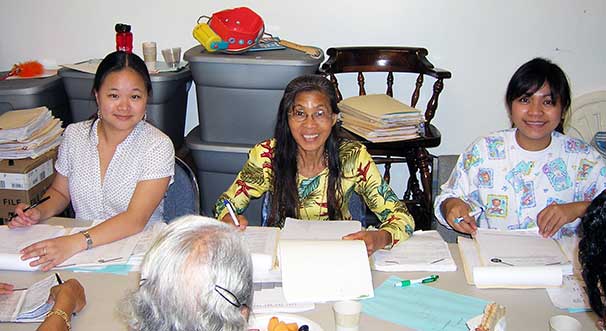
[2,219,599,331]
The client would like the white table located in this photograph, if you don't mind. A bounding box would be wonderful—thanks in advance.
[2,218,600,330]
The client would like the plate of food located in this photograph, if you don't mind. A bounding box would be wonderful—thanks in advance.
[248,313,324,331]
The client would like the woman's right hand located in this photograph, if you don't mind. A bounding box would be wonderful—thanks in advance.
[7,203,42,228]
[441,198,478,234]
[220,214,249,230]
[49,279,86,315]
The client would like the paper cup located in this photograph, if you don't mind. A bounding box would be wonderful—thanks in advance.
[333,300,361,331]
[549,315,582,331]
[142,41,157,62]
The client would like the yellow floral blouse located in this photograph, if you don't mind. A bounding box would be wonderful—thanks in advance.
[213,139,415,246]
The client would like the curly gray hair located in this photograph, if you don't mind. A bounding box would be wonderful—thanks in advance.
[123,216,253,331]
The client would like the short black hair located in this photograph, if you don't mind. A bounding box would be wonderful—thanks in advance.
[505,58,571,133]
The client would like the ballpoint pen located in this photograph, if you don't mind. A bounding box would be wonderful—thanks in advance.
[7,196,51,222]
[454,207,484,224]
[223,199,240,226]
[55,272,63,285]
[394,274,439,287]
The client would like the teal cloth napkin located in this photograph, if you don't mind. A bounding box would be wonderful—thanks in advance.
[362,275,488,331]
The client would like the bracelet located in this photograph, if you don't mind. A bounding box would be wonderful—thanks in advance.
[80,230,93,250]
[46,308,71,330]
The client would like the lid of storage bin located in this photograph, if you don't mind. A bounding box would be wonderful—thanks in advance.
[186,126,254,153]
[0,74,63,95]
[184,45,324,66]
[58,65,192,82]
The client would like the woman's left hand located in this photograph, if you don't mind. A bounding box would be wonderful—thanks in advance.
[343,230,391,256]
[537,201,588,238]
[20,235,83,271]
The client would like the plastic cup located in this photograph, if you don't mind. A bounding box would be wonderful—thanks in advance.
[161,47,181,69]
[333,300,361,331]
[142,41,157,71]
[549,315,582,331]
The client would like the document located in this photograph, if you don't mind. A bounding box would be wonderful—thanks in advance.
[280,217,361,240]
[252,286,314,314]
[372,230,457,272]
[242,226,280,276]
[0,225,66,271]
[279,239,373,303]
[0,274,57,322]
[458,234,564,288]
[546,275,592,312]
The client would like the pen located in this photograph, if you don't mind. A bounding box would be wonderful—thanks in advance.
[394,274,439,287]
[7,196,51,222]
[454,207,484,224]
[223,199,240,226]
[55,272,63,285]
[12,287,27,291]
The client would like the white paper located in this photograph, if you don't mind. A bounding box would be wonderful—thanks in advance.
[0,225,66,253]
[280,217,361,240]
[253,286,315,314]
[61,226,140,267]
[279,240,373,303]
[372,230,457,272]
[546,275,592,310]
[0,274,56,322]
[242,226,280,275]
[473,265,562,288]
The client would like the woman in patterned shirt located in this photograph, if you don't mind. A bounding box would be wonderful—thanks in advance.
[214,75,414,255]
[8,51,175,270]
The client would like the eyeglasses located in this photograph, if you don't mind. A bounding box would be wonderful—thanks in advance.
[288,109,333,123]
[214,284,243,308]
[140,279,244,309]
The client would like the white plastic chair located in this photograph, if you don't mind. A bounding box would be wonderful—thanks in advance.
[564,91,606,143]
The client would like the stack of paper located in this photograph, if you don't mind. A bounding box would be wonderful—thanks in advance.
[372,230,457,272]
[458,229,571,288]
[0,274,58,322]
[338,94,425,142]
[0,107,63,159]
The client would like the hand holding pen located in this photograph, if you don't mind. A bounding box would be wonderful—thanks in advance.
[7,196,50,228]
[221,199,248,229]
[441,198,482,235]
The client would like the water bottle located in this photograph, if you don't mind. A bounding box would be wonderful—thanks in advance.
[115,23,133,53]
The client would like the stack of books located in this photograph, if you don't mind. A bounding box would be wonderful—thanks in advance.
[0,107,63,159]
[338,94,425,143]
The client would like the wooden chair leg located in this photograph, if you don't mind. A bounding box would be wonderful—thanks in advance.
[417,148,433,230]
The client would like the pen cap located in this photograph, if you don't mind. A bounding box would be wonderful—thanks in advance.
[399,280,412,286]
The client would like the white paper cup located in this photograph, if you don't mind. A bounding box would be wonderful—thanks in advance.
[549,315,582,331]
[333,300,361,331]
[142,41,157,67]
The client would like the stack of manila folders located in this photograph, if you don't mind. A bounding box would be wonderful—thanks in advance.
[0,107,63,159]
[244,218,456,314]
[338,94,425,143]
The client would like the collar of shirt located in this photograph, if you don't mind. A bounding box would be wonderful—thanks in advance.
[88,119,145,147]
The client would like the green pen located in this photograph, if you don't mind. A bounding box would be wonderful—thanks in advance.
[394,274,439,287]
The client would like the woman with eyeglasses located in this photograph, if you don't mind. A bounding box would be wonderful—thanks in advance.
[214,74,415,255]
[124,216,252,331]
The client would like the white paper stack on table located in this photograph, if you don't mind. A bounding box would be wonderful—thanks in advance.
[458,229,572,288]
[0,274,58,322]
[372,230,457,272]
[0,107,63,159]
[338,94,425,142]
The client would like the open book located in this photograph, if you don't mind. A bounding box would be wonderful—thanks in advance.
[372,230,457,272]
[458,229,571,288]
[0,274,57,322]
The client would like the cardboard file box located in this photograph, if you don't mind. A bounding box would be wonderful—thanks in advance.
[0,150,57,224]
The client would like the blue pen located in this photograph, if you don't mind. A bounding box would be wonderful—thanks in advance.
[454,207,484,224]
[394,275,439,287]
[223,199,240,226]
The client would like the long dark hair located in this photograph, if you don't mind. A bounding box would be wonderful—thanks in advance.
[89,51,152,125]
[579,189,606,319]
[268,75,342,226]
[505,57,571,133]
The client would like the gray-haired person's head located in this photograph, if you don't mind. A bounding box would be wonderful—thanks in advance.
[124,216,253,331]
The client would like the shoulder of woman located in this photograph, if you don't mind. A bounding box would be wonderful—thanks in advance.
[338,138,365,152]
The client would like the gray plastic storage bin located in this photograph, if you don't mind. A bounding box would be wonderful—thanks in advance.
[184,45,324,145]
[0,74,72,125]
[58,66,192,148]
[186,126,263,226]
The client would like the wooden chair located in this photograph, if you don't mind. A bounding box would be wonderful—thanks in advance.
[321,46,451,230]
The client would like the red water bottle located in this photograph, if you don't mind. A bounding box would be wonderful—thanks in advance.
[115,23,133,53]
